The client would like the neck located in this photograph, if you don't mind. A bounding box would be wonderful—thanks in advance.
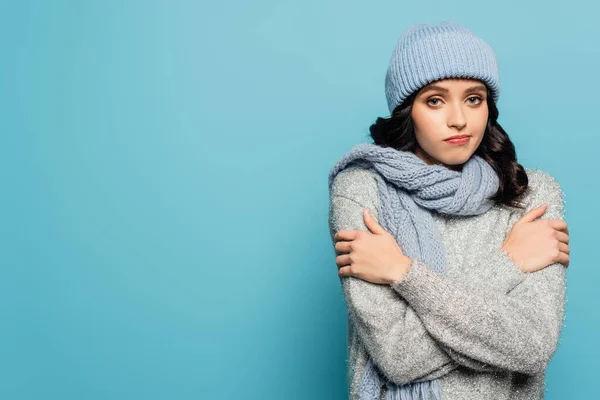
[412,146,464,172]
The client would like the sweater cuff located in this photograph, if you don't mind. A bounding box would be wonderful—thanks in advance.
[480,247,528,292]
[389,258,446,311]
[390,249,528,302]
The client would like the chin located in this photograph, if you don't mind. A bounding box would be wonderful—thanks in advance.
[439,153,474,168]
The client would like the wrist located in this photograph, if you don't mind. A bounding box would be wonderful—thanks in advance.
[390,257,412,284]
[500,245,524,273]
[500,244,514,262]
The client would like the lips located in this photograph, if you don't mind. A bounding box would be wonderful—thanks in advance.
[444,135,471,141]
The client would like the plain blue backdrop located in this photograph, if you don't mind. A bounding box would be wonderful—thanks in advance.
[1,0,597,399]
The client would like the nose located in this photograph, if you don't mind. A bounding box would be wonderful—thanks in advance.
[447,102,467,130]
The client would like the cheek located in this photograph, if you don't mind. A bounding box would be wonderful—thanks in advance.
[412,106,445,136]
[473,108,489,131]
[469,113,488,147]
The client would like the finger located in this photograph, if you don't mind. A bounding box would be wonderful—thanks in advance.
[517,204,548,224]
[333,230,360,242]
[556,251,570,268]
[549,219,568,234]
[334,240,352,254]
[559,242,570,255]
[554,231,569,245]
[363,208,386,235]
[335,254,352,268]
[338,266,353,278]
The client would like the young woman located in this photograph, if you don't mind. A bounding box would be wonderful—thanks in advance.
[327,21,570,400]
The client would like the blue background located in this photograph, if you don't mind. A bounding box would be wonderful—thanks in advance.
[1,0,596,399]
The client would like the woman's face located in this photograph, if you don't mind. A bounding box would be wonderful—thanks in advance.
[411,78,489,170]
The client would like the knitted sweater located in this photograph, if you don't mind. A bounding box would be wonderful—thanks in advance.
[328,165,567,400]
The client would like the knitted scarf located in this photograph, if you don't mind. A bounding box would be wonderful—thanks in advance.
[328,143,500,400]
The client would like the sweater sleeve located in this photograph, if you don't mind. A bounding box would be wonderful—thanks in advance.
[329,196,525,377]
[390,170,567,375]
[329,194,459,385]
[432,245,528,372]
[328,166,530,383]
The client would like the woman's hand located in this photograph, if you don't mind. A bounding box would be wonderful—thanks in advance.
[333,208,412,284]
[502,204,570,273]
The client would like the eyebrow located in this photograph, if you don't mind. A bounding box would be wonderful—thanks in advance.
[419,84,487,96]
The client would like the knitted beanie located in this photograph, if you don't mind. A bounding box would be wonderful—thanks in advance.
[385,21,500,114]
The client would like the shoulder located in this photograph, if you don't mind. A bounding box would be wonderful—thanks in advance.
[329,165,380,208]
[524,168,563,196]
[328,166,381,235]
[522,168,566,219]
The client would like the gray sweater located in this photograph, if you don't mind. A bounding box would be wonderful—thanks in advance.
[328,166,567,400]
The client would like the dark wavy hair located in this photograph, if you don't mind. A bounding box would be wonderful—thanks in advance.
[369,85,529,209]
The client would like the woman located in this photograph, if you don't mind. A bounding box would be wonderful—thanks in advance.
[327,21,570,400]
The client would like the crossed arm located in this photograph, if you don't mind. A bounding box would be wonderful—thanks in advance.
[328,168,567,386]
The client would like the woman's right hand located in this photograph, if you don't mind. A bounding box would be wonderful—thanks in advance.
[501,204,570,273]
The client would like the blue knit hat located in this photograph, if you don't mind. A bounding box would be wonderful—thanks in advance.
[385,21,500,114]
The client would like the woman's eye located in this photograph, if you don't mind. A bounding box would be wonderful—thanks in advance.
[467,96,482,104]
[427,97,482,106]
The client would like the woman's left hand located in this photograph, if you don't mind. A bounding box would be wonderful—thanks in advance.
[333,208,412,285]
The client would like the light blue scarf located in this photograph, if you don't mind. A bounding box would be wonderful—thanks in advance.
[328,143,500,400]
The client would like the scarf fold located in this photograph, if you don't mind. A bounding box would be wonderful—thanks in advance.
[328,143,500,400]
